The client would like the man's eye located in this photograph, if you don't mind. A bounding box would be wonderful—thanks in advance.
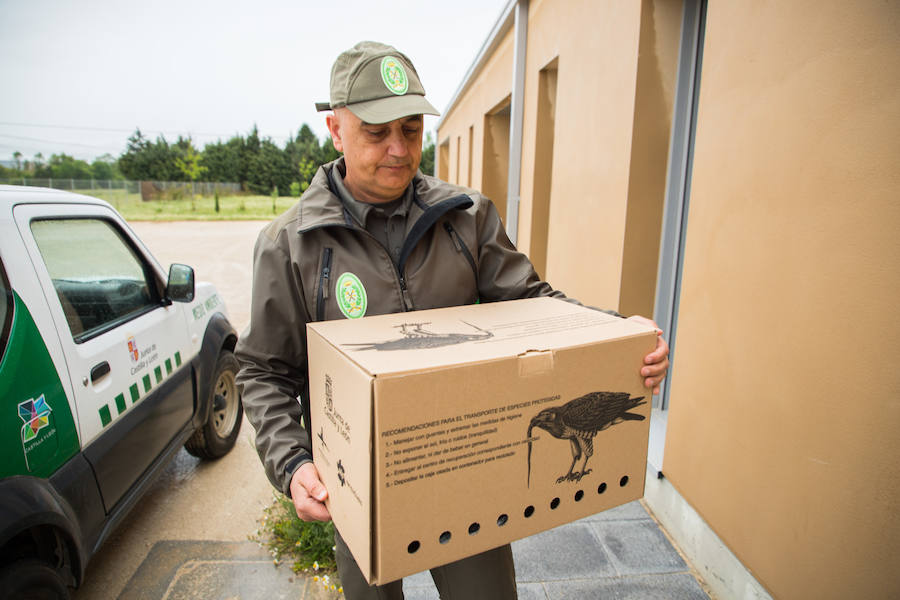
[365,129,387,137]
[403,127,421,136]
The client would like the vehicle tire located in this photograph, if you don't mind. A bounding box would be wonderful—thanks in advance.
[0,559,70,600]
[185,350,242,459]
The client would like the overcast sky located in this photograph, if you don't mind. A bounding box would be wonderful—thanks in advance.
[0,0,507,163]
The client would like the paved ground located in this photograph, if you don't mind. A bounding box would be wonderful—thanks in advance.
[73,220,712,599]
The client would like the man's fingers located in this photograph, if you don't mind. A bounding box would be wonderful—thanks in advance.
[644,335,669,364]
[294,496,332,522]
[640,334,670,394]
[295,462,328,501]
[290,462,332,522]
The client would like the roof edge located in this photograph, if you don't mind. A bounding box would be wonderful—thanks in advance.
[436,0,519,134]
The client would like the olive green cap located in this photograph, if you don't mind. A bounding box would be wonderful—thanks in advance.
[315,41,440,124]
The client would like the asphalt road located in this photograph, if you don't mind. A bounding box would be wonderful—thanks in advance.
[72,221,281,599]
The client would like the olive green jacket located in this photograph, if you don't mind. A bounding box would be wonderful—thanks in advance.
[236,159,575,496]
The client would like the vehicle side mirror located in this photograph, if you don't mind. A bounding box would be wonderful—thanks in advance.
[166,263,195,303]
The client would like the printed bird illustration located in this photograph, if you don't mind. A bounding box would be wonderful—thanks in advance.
[527,391,646,486]
[344,321,493,351]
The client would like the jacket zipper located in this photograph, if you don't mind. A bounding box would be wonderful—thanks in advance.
[316,247,332,321]
[443,222,477,281]
[309,191,474,315]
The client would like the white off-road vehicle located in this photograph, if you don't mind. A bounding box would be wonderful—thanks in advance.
[0,185,242,598]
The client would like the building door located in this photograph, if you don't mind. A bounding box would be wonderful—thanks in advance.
[648,0,707,474]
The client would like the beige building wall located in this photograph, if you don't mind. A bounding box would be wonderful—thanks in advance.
[439,0,681,312]
[663,2,900,599]
[438,1,899,596]
[517,0,642,310]
[438,27,516,197]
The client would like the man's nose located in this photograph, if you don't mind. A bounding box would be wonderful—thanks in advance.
[386,129,409,157]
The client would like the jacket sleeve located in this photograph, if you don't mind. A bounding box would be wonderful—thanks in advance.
[235,226,313,496]
[473,197,623,316]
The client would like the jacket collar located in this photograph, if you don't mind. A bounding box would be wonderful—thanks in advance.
[296,158,441,233]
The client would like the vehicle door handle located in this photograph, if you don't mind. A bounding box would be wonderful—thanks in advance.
[90,361,111,383]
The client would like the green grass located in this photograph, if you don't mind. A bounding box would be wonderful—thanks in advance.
[83,189,298,221]
[254,493,341,592]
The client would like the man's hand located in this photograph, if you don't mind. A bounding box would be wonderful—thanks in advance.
[627,315,670,395]
[289,462,332,522]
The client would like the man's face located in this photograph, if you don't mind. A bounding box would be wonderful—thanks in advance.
[326,108,423,203]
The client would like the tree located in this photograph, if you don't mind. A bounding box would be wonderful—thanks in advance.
[13,151,22,171]
[118,129,180,181]
[91,153,121,180]
[45,154,92,180]
[174,142,207,186]
[202,138,242,183]
[420,132,435,176]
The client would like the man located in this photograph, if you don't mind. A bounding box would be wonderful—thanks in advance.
[236,41,669,599]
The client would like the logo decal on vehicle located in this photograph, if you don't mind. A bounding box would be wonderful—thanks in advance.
[19,395,52,442]
[335,272,367,319]
[127,335,139,362]
[381,56,409,95]
[18,394,59,471]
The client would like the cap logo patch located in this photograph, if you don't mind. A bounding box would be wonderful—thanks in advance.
[380,56,409,95]
[336,272,368,319]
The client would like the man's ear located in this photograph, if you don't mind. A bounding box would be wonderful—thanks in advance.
[326,113,344,153]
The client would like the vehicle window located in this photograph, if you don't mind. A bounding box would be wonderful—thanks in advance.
[31,218,160,342]
[0,259,11,363]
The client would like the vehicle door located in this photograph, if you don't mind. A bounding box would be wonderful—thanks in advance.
[13,203,193,512]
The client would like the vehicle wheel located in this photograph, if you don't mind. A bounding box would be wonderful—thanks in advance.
[185,350,242,459]
[0,559,70,600]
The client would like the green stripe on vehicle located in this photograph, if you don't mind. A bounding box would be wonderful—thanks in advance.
[97,350,187,429]
[99,405,112,427]
[175,351,182,367]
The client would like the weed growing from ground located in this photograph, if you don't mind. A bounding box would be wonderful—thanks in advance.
[254,493,342,594]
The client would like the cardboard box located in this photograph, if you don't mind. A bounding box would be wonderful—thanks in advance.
[308,297,657,584]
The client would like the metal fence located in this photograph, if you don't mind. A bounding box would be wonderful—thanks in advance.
[0,178,242,200]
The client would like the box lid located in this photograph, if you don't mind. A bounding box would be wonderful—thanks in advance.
[307,297,654,377]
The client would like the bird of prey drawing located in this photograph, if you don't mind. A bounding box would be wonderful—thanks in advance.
[343,321,493,351]
[526,391,646,486]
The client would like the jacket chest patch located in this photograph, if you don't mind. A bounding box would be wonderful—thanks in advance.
[335,272,368,319]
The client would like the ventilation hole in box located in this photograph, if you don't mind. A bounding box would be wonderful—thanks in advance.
[468,522,480,535]
[407,541,420,554]
[620,475,629,487]
[523,505,535,518]
[497,514,508,527]
[598,482,607,494]
[574,490,584,502]
[550,497,560,510]
[439,531,452,544]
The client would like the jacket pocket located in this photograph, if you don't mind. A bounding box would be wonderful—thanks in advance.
[316,247,333,321]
